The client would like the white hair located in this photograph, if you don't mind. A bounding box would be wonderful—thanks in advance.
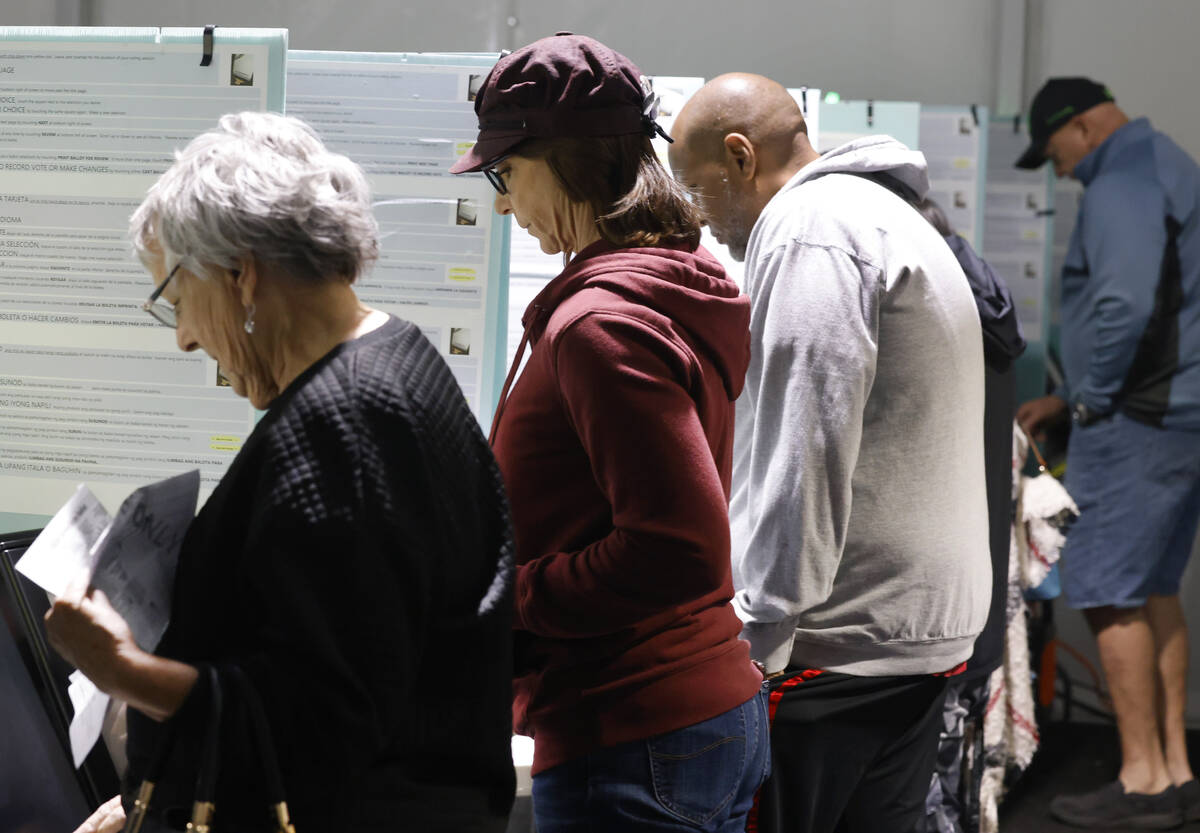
[131,111,378,283]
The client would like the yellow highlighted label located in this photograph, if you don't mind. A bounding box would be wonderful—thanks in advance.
[448,267,477,282]
[454,141,475,157]
[210,435,241,452]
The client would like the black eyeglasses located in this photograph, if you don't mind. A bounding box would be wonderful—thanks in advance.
[483,155,511,195]
[142,262,181,328]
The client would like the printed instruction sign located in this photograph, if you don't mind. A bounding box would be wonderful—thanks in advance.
[286,51,508,425]
[0,28,285,522]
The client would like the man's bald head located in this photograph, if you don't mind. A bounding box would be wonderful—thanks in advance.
[668,73,820,262]
[673,73,809,169]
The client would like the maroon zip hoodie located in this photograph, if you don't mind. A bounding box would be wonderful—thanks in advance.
[491,239,762,775]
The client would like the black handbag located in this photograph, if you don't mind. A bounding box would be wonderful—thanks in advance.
[125,664,297,833]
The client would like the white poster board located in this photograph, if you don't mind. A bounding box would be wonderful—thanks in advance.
[983,119,1055,341]
[984,117,1056,402]
[918,105,989,247]
[286,51,508,429]
[0,27,286,532]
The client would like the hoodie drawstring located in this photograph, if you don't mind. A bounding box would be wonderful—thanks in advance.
[488,311,537,446]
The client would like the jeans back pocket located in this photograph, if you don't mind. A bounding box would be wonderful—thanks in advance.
[646,706,747,826]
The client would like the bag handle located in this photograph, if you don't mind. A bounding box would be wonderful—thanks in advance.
[226,665,297,833]
[125,664,223,833]
[191,664,224,832]
[124,664,297,833]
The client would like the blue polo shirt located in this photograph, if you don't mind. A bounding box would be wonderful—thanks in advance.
[1060,117,1200,430]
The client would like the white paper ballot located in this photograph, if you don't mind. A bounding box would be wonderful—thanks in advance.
[15,484,111,597]
[15,471,199,769]
[89,469,200,652]
[67,670,111,768]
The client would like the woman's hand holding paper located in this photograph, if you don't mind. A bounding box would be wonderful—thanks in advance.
[45,575,137,693]
[45,572,198,722]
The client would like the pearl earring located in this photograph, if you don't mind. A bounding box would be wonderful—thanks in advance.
[244,302,256,334]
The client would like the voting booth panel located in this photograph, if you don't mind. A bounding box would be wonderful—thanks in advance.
[918,105,989,249]
[0,33,513,540]
[0,33,519,831]
[817,98,921,154]
[0,26,287,536]
[984,118,1056,405]
[0,529,120,829]
[285,50,509,432]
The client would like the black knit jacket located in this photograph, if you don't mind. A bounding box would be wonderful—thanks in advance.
[124,317,515,832]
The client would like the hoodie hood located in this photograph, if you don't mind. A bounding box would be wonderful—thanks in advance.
[788,135,931,199]
[522,239,751,400]
[944,234,1026,372]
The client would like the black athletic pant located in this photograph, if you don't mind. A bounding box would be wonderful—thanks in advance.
[749,667,950,833]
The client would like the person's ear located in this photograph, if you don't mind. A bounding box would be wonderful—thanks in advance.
[1070,115,1093,146]
[724,133,757,181]
[229,257,258,307]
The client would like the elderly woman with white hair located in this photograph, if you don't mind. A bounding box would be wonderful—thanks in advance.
[44,112,516,833]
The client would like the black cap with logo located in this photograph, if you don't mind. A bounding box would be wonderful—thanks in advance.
[1015,77,1116,169]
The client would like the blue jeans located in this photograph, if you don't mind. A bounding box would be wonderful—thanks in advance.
[532,690,770,832]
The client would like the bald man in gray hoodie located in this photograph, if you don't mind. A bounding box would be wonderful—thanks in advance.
[671,74,991,833]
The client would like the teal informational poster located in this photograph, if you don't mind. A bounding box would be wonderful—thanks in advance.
[918,105,989,248]
[0,27,287,536]
[984,118,1056,404]
[817,99,921,154]
[286,50,508,430]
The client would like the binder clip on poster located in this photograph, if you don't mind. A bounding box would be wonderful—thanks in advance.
[201,24,217,67]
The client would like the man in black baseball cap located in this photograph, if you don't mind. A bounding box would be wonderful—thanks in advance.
[1015,77,1119,173]
[1016,76,1200,830]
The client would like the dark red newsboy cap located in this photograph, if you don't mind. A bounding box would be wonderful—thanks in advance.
[449,33,666,174]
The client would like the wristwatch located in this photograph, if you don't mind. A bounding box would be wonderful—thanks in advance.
[1072,399,1104,427]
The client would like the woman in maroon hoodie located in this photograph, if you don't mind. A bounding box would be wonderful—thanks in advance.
[450,34,767,832]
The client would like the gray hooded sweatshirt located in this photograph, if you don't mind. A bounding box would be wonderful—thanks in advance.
[730,136,991,676]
